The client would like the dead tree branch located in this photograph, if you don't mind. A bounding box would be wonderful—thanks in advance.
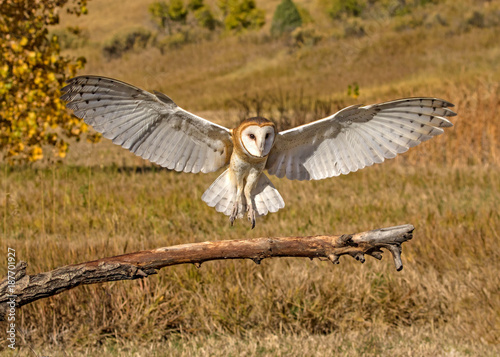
[0,224,414,321]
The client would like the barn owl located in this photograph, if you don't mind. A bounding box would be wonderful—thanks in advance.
[61,76,456,228]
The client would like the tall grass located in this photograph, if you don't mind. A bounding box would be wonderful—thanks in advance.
[1,161,499,354]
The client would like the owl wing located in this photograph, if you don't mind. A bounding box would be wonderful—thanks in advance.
[266,98,456,181]
[61,76,232,173]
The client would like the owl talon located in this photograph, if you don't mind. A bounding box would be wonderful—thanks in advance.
[230,202,239,226]
[247,206,256,229]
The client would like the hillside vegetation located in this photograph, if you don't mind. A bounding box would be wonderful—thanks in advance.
[1,0,499,355]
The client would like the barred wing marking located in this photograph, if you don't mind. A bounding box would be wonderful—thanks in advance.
[266,98,456,181]
[61,76,232,173]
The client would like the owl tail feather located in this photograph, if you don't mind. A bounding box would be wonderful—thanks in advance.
[201,170,285,218]
[202,169,237,216]
[252,173,285,217]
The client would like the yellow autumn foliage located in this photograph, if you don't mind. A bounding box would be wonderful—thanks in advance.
[0,0,99,164]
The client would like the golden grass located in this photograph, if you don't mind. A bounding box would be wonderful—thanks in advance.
[6,328,500,356]
[58,0,500,110]
[1,0,500,354]
[1,159,499,354]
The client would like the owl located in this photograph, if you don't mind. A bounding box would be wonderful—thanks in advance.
[61,76,456,228]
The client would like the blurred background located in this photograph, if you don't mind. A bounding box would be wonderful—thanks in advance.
[1,0,499,355]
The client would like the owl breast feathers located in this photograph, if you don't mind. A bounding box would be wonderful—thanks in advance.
[61,76,456,228]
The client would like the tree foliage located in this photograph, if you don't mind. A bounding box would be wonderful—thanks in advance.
[271,0,303,36]
[188,0,204,11]
[150,0,264,36]
[149,1,171,33]
[194,6,218,31]
[149,0,188,35]
[0,0,97,163]
[169,0,188,23]
[219,0,266,32]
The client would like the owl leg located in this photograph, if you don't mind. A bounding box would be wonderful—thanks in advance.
[230,188,246,226]
[244,181,257,229]
[247,204,256,229]
[230,203,238,226]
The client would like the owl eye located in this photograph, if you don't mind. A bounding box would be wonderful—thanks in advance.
[249,134,255,140]
[265,133,269,139]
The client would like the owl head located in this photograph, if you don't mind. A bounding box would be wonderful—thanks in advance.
[234,117,277,158]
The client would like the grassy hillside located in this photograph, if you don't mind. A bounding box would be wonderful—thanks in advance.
[56,0,500,111]
[1,0,500,355]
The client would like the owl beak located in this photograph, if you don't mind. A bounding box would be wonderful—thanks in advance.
[257,139,266,157]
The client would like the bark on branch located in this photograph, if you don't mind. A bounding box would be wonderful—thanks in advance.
[0,224,414,321]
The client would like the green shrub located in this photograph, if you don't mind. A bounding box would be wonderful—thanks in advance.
[347,82,360,98]
[149,1,170,32]
[467,11,486,29]
[102,28,152,59]
[194,5,218,30]
[343,17,366,37]
[50,26,89,50]
[326,0,366,19]
[149,0,187,35]
[158,31,190,50]
[188,0,204,11]
[291,26,322,47]
[271,0,303,36]
[392,13,425,31]
[296,4,314,25]
[168,0,188,23]
[323,0,442,21]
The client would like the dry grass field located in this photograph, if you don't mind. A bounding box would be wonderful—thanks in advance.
[1,0,500,355]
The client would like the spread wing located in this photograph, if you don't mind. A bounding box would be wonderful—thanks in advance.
[266,98,456,181]
[61,76,232,173]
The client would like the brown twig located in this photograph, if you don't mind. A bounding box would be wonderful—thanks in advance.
[0,224,414,321]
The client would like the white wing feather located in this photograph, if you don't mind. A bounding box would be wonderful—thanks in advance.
[61,76,232,173]
[266,98,456,181]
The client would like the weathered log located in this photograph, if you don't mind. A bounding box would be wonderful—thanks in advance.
[0,224,414,321]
